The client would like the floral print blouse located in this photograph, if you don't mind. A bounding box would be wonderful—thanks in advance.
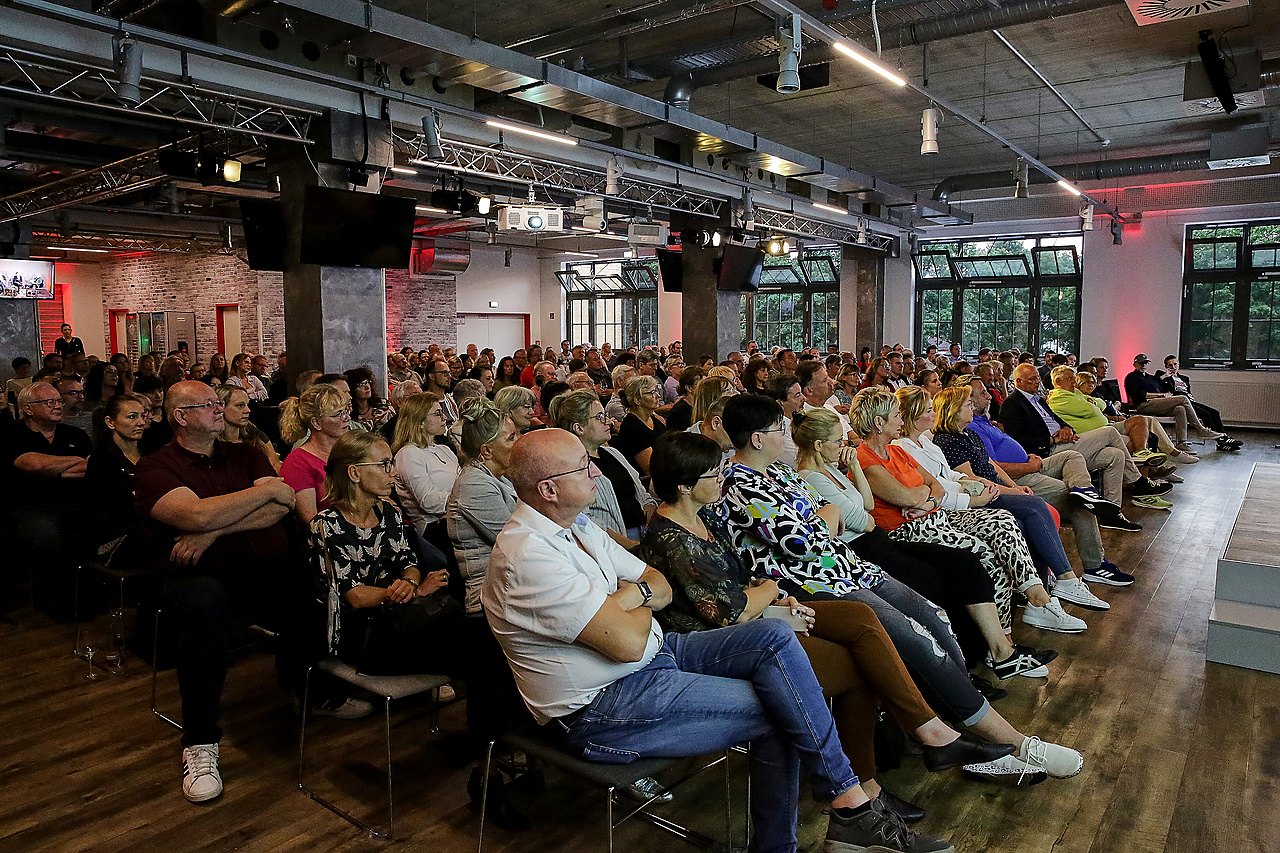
[634,512,751,633]
[720,461,885,597]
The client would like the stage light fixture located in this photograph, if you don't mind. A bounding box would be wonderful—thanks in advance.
[422,110,444,160]
[920,107,941,155]
[711,230,723,248]
[113,34,143,106]
[777,16,802,94]
[765,237,785,256]
[477,196,492,215]
[1110,219,1123,245]
[221,158,242,183]
[1013,159,1029,199]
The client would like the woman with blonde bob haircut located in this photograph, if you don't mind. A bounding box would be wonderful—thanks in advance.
[493,383,536,433]
[690,375,735,426]
[852,386,1088,660]
[279,383,351,524]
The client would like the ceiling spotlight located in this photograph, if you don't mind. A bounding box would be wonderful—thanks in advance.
[221,158,242,183]
[711,230,723,248]
[776,16,802,95]
[920,106,941,155]
[1081,204,1095,231]
[113,34,143,106]
[605,157,621,195]
[421,109,444,161]
[765,237,785,256]
[855,219,869,245]
[477,196,492,215]
[1013,158,1029,199]
[1110,218,1123,245]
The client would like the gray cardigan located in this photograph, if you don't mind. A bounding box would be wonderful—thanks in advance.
[445,462,517,615]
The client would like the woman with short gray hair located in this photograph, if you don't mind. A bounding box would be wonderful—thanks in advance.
[612,373,667,479]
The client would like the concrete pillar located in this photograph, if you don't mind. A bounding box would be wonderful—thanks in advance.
[842,245,884,351]
[670,214,740,361]
[276,157,389,394]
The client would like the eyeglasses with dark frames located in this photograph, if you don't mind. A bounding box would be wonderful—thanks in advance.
[541,461,595,481]
[352,459,395,474]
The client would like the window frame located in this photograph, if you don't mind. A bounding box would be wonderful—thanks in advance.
[913,233,1083,357]
[562,259,659,349]
[1180,218,1280,369]
[740,248,841,350]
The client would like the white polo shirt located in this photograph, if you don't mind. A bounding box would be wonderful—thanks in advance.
[481,501,662,725]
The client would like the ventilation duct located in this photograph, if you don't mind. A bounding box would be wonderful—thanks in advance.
[1207,126,1271,170]
[412,242,471,274]
[933,152,1213,201]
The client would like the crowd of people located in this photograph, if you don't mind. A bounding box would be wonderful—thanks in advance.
[1,324,1247,852]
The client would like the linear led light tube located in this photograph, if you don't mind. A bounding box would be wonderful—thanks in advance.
[812,201,848,215]
[389,166,418,176]
[561,250,599,257]
[415,205,451,214]
[45,245,110,253]
[485,120,579,146]
[832,41,907,87]
[1057,180,1083,197]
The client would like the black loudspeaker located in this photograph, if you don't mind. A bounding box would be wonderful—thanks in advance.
[239,199,287,271]
[1197,30,1237,114]
[656,247,683,292]
[715,244,765,291]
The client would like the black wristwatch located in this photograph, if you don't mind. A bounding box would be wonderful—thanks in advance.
[636,580,653,607]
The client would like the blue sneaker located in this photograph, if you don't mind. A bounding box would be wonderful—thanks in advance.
[1082,560,1135,587]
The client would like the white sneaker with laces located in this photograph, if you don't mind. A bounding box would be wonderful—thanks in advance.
[1052,576,1110,611]
[1022,597,1087,633]
[1019,735,1084,778]
[182,743,223,803]
[960,753,1047,786]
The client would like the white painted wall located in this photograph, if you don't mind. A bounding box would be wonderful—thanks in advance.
[451,244,543,345]
[54,262,105,358]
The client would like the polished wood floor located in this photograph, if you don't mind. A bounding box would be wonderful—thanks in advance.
[3,434,1279,853]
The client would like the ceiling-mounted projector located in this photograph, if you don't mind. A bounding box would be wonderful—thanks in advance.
[496,206,566,232]
[627,221,670,246]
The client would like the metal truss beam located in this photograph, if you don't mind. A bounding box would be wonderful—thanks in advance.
[0,44,319,144]
[400,136,725,219]
[31,230,234,255]
[0,145,174,225]
[752,207,895,253]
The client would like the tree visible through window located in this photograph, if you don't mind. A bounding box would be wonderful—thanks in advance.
[741,247,841,350]
[1181,220,1280,368]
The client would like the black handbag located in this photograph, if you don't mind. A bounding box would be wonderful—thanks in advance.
[354,590,463,675]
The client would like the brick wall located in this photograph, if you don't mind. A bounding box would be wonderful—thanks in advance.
[97,253,462,364]
[385,270,457,351]
[98,254,275,360]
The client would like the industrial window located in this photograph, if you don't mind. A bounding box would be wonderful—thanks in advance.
[913,234,1082,357]
[558,259,659,349]
[740,247,841,351]
[1181,219,1280,368]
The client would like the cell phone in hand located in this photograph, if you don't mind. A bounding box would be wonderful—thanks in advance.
[763,605,808,632]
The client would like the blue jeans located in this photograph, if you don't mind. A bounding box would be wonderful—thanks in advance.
[841,575,990,728]
[990,493,1074,579]
[563,618,857,853]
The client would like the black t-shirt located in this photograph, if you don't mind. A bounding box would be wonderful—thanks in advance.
[2,421,91,508]
[85,438,137,546]
[666,398,693,432]
[612,412,668,475]
[594,448,646,529]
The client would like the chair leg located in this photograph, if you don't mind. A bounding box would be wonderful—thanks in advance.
[297,665,314,791]
[724,752,733,851]
[383,697,394,840]
[151,608,182,730]
[606,786,615,853]
[477,740,496,853]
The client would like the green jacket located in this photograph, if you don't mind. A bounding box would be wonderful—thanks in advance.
[1046,388,1109,433]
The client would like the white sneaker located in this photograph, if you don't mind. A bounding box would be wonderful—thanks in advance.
[1019,735,1084,778]
[182,743,223,803]
[1022,597,1087,633]
[960,753,1048,786]
[1051,576,1110,611]
[1169,450,1199,464]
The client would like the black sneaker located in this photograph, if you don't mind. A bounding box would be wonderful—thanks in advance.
[1129,477,1173,497]
[1217,436,1243,451]
[1099,513,1142,532]
[1067,486,1121,516]
[990,645,1050,680]
[877,788,925,823]
[826,797,954,853]
[1083,560,1135,586]
[969,674,1008,702]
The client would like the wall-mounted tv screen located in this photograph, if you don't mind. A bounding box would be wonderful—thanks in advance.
[239,199,288,271]
[655,247,683,292]
[715,244,765,291]
[299,186,416,269]
[0,259,54,299]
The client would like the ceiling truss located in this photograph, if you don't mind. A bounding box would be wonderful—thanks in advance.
[753,207,895,253]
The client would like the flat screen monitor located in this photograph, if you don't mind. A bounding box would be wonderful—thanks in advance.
[656,247,683,292]
[299,186,416,269]
[239,199,287,271]
[715,244,764,291]
[0,259,54,299]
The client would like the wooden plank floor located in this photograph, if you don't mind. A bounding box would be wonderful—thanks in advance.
[3,434,1279,853]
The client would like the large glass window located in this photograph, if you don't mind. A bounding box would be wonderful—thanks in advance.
[914,234,1082,357]
[741,247,841,350]
[1181,219,1280,368]
[558,259,659,348]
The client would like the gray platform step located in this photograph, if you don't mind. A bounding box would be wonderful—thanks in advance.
[1207,600,1280,675]
[1215,558,1280,608]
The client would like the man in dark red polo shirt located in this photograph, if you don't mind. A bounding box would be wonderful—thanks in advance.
[134,380,298,804]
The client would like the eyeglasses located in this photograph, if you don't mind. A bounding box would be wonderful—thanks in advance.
[587,411,609,423]
[698,469,726,481]
[645,387,663,398]
[541,461,595,481]
[176,400,223,411]
[352,459,395,473]
[27,398,63,407]
[757,424,785,434]
[355,380,372,389]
